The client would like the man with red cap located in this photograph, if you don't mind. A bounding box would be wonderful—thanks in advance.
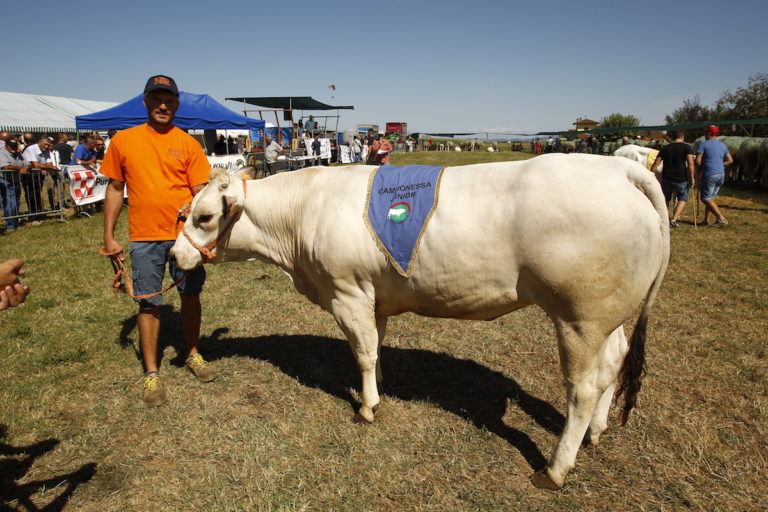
[101,75,216,406]
[695,125,732,226]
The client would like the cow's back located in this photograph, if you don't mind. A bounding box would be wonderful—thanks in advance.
[285,157,664,322]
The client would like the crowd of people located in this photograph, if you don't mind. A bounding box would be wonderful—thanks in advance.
[0,130,117,231]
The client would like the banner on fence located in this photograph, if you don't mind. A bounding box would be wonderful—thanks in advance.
[207,154,246,170]
[68,165,110,206]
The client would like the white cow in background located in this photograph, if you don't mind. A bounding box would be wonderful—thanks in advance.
[614,144,662,175]
[171,154,670,490]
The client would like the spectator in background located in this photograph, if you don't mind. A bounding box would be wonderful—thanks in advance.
[350,135,362,163]
[95,138,106,160]
[370,134,392,164]
[0,139,25,231]
[0,259,29,310]
[54,133,73,165]
[227,136,239,154]
[311,134,321,165]
[264,135,285,174]
[72,136,99,166]
[591,135,601,155]
[22,137,57,222]
[0,132,9,150]
[213,135,227,156]
[304,115,317,136]
[651,130,695,227]
[21,133,35,151]
[104,129,118,152]
[695,125,732,226]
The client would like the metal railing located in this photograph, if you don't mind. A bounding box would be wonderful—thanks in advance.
[1,169,66,230]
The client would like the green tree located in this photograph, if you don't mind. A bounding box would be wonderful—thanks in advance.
[599,113,640,137]
[665,95,713,125]
[715,72,768,136]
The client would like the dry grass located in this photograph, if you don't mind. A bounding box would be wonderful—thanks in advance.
[0,154,766,511]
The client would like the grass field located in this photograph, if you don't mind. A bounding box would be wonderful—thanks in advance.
[1,151,766,511]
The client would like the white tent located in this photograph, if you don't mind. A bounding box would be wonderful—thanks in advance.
[0,91,117,132]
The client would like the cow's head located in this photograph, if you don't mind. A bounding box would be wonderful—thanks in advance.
[170,166,255,270]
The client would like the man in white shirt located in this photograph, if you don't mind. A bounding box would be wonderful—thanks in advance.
[22,137,58,220]
[264,136,286,174]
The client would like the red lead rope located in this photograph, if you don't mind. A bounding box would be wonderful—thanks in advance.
[98,247,186,300]
[101,178,247,299]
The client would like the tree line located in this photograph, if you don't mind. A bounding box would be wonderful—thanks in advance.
[599,73,768,138]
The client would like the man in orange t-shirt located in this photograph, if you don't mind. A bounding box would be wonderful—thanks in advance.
[102,75,215,406]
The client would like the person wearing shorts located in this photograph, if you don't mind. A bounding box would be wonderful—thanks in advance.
[695,125,732,226]
[651,130,695,227]
[101,75,216,406]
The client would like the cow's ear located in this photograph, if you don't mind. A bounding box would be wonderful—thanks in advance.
[236,166,256,181]
[210,168,230,190]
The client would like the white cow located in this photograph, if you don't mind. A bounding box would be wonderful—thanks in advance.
[613,144,662,175]
[171,154,669,490]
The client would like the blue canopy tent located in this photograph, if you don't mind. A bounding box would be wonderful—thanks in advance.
[75,92,265,132]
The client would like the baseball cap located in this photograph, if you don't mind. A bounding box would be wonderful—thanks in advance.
[144,75,179,96]
[706,125,720,135]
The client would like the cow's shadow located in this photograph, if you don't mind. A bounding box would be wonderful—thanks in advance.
[202,329,564,470]
[0,425,97,512]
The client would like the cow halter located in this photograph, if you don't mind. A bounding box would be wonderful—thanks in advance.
[182,178,247,261]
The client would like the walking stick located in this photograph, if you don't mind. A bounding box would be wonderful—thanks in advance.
[693,185,698,229]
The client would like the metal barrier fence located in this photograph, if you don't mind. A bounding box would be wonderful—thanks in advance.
[1,169,66,231]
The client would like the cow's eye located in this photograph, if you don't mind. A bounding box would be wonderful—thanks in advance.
[197,214,213,224]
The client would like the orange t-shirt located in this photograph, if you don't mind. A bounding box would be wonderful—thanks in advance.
[100,124,210,241]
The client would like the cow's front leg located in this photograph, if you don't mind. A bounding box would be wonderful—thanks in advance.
[331,292,380,423]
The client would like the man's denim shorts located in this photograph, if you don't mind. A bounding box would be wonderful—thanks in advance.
[129,240,206,310]
[661,178,689,203]
[700,173,725,201]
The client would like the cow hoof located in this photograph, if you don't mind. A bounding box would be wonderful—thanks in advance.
[353,407,375,424]
[530,468,564,491]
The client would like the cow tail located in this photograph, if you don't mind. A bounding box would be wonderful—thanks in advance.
[616,161,670,426]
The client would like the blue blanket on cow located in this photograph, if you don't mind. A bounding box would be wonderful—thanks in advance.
[365,164,446,277]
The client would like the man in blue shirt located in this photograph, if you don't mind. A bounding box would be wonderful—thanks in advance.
[72,136,99,166]
[695,125,733,226]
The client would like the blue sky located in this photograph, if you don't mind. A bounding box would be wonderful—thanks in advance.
[4,0,767,135]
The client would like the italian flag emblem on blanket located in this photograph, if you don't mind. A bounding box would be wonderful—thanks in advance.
[388,202,411,222]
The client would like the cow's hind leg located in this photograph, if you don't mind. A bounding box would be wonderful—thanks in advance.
[585,327,628,447]
[331,293,381,423]
[531,320,616,490]
[375,316,387,386]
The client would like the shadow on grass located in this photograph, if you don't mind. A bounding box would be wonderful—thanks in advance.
[201,330,563,471]
[0,425,96,512]
[117,305,190,369]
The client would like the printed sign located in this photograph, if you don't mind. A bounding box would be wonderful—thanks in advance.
[208,154,246,170]
[365,164,446,276]
[304,138,331,160]
[67,165,111,206]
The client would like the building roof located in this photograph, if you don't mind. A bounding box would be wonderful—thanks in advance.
[573,118,599,125]
[0,91,117,132]
[226,96,354,111]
